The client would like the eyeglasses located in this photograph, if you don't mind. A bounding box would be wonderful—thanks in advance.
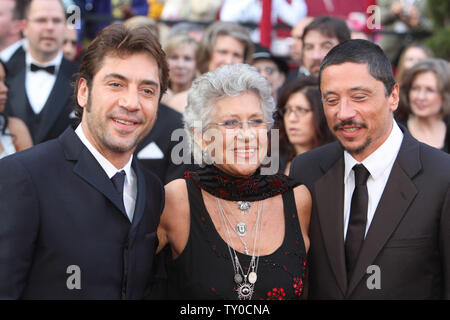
[282,107,312,117]
[208,118,269,130]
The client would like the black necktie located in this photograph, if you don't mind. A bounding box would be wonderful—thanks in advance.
[111,170,126,195]
[345,164,370,280]
[30,63,55,74]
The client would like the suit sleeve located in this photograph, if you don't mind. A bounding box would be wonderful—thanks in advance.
[0,157,39,299]
[441,186,450,299]
[289,156,297,178]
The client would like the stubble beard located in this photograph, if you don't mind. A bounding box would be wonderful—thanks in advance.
[84,95,148,155]
[339,136,372,157]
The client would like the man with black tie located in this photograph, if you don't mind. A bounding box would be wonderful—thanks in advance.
[290,39,450,299]
[0,22,169,299]
[5,0,79,145]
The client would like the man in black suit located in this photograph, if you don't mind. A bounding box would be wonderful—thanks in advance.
[5,0,79,145]
[0,22,170,299]
[290,39,450,299]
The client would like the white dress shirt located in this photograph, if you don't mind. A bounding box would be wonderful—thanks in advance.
[343,121,404,239]
[0,40,23,63]
[75,124,137,222]
[25,51,63,114]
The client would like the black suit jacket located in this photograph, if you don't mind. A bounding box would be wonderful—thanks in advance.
[285,67,309,85]
[0,128,164,299]
[5,54,79,144]
[4,45,25,75]
[135,103,191,184]
[290,125,450,299]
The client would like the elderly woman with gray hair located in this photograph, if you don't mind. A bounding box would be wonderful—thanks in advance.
[156,64,311,300]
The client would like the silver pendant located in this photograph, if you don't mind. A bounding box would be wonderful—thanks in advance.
[235,222,247,237]
[237,201,251,211]
[237,283,253,300]
[248,271,257,284]
[234,273,243,284]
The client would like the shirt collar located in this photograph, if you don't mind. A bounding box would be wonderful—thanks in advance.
[25,50,63,73]
[344,121,404,182]
[0,40,23,62]
[75,124,133,181]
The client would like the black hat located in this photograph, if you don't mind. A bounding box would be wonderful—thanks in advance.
[252,43,289,75]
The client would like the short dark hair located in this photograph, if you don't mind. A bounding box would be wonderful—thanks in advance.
[276,76,334,160]
[319,39,396,96]
[302,15,351,44]
[73,23,169,119]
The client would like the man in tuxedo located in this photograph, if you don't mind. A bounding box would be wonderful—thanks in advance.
[5,0,79,145]
[290,39,450,299]
[286,16,350,83]
[0,0,25,66]
[0,22,169,299]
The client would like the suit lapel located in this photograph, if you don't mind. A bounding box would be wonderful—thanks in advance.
[128,160,149,243]
[314,155,348,295]
[34,60,72,143]
[60,128,129,219]
[346,130,421,297]
[73,149,129,219]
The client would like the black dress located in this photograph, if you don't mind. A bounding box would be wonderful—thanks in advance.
[167,179,307,300]
[443,116,450,153]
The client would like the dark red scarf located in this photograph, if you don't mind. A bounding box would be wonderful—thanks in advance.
[184,165,295,201]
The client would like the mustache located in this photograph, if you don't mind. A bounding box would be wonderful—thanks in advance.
[333,120,367,132]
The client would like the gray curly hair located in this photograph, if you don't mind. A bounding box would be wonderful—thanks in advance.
[184,63,275,166]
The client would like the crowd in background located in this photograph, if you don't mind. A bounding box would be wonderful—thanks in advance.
[0,0,449,302]
[0,0,449,180]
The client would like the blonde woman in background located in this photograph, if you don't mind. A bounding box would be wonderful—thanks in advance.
[162,34,199,113]
[166,21,254,113]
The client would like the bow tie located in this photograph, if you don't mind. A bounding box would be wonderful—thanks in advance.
[30,63,56,74]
